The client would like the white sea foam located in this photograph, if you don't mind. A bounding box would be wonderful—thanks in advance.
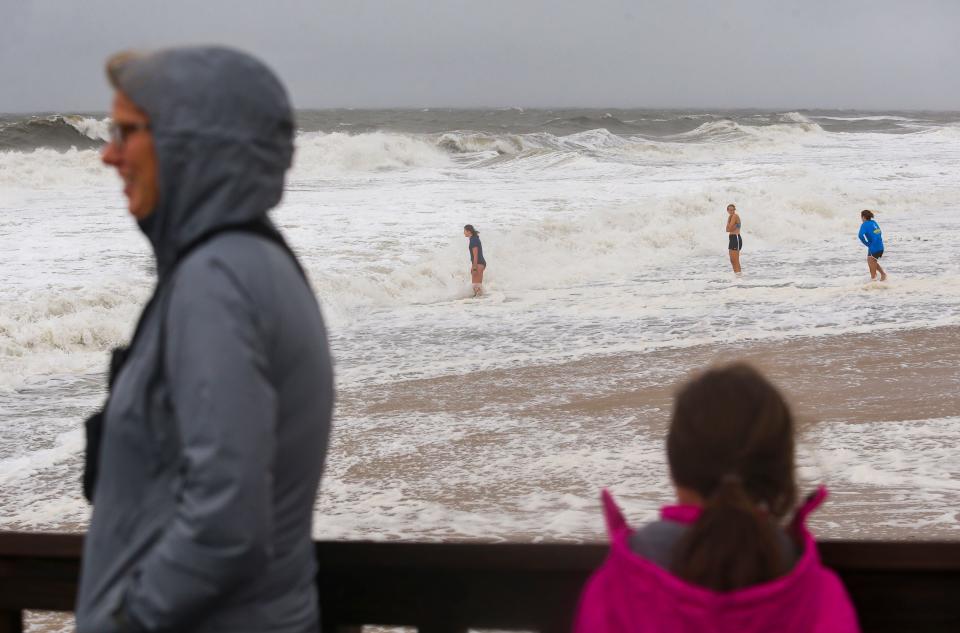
[3,120,959,389]
[2,111,959,539]
[0,147,111,189]
[3,403,956,542]
[0,428,84,489]
[0,283,144,391]
[306,413,960,541]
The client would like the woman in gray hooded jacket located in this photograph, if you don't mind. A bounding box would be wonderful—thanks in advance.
[76,47,334,633]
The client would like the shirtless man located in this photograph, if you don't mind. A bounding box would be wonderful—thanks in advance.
[725,203,742,274]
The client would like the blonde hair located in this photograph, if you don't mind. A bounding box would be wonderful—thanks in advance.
[105,50,145,90]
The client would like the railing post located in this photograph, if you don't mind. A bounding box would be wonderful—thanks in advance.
[0,610,23,633]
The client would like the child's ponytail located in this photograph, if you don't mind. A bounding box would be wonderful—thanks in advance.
[673,473,788,591]
[667,363,797,592]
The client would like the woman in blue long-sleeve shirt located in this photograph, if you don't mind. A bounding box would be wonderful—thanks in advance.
[858,209,887,281]
[463,224,486,296]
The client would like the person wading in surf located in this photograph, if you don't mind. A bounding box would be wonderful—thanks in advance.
[858,209,887,281]
[464,224,486,296]
[726,203,743,274]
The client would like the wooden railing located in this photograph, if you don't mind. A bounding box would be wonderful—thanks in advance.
[1,532,959,632]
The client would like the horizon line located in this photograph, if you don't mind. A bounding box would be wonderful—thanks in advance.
[4,105,960,116]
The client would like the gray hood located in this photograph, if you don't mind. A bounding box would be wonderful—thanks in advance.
[108,46,294,278]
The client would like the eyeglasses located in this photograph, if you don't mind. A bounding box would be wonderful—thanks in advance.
[107,121,151,148]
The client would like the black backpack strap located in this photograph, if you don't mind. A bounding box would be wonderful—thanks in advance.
[180,219,307,280]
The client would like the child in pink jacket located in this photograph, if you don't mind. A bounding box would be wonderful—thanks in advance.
[575,363,859,633]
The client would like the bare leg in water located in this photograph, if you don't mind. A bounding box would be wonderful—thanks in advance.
[471,264,485,296]
[729,248,741,274]
[868,254,887,281]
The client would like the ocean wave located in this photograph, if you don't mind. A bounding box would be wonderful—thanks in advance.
[0,119,940,193]
[673,115,825,142]
[555,127,636,150]
[808,114,926,134]
[0,115,108,152]
[0,283,145,391]
[5,110,950,156]
[0,285,142,351]
[292,131,451,174]
[3,116,955,194]
[436,131,534,155]
[916,124,960,140]
[814,115,914,122]
[433,123,833,168]
[542,112,637,132]
[778,111,819,126]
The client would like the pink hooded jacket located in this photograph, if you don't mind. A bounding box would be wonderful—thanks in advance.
[574,487,859,633]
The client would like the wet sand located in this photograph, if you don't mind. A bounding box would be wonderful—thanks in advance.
[340,326,960,425]
[328,326,960,541]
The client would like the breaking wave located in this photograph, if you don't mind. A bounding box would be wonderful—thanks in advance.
[0,115,108,152]
[293,131,451,173]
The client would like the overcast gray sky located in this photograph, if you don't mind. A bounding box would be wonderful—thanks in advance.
[2,0,959,113]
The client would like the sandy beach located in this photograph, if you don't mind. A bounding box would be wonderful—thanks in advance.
[3,326,957,545]
[326,325,960,542]
[343,326,960,423]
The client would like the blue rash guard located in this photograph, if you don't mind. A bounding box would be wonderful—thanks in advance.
[469,234,486,266]
[858,220,884,254]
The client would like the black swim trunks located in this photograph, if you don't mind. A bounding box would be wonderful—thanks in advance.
[869,250,883,259]
[728,234,743,251]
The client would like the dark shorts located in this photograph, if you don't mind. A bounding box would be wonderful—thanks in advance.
[869,250,883,259]
[728,234,743,251]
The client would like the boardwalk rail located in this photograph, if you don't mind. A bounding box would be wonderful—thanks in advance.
[1,532,959,632]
